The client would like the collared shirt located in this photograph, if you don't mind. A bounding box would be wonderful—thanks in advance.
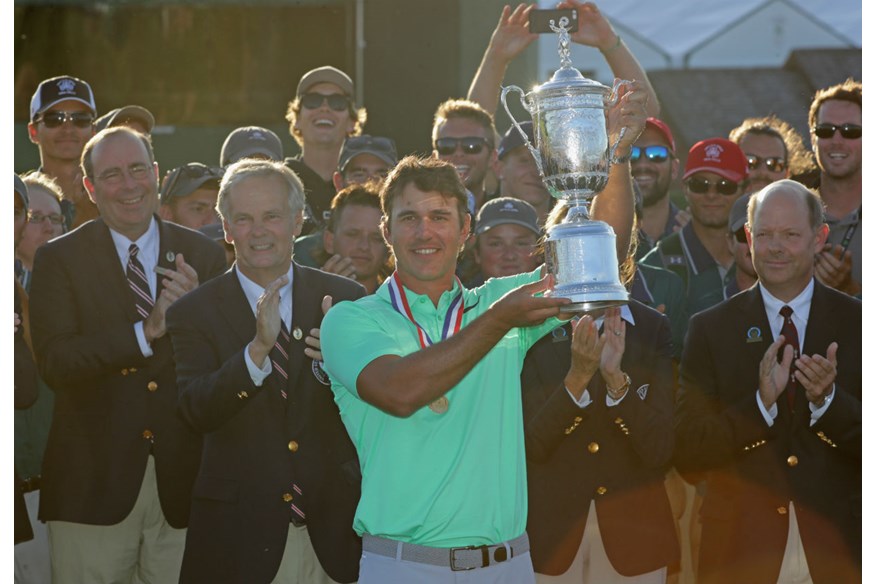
[108,217,159,357]
[825,206,861,289]
[321,269,560,547]
[236,265,295,385]
[567,305,635,408]
[754,279,832,425]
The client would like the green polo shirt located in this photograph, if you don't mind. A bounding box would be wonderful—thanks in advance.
[321,270,558,547]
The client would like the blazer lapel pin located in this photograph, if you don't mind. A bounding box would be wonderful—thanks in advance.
[746,326,763,343]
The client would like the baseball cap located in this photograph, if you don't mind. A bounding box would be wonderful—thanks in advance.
[338,135,398,172]
[645,118,676,152]
[198,223,226,242]
[728,193,752,233]
[30,76,96,121]
[220,126,284,167]
[683,138,749,183]
[95,105,155,133]
[296,66,354,98]
[497,122,535,160]
[475,197,540,237]
[14,174,29,209]
[160,163,224,204]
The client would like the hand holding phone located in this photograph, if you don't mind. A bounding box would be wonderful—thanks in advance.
[528,9,578,34]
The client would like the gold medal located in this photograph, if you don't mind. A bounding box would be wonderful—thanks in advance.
[292,327,303,340]
[429,396,449,414]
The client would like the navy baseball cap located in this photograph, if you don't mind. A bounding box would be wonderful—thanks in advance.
[497,122,535,160]
[30,76,96,121]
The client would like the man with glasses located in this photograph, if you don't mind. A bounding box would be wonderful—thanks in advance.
[27,75,98,229]
[285,66,367,234]
[723,194,758,300]
[432,98,497,214]
[728,116,814,196]
[642,138,748,318]
[158,163,224,230]
[29,127,226,583]
[808,79,861,296]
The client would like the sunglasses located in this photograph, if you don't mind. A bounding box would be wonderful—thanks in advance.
[630,145,670,163]
[685,176,739,196]
[812,123,862,140]
[36,111,95,129]
[162,164,224,199]
[300,92,351,111]
[734,228,748,244]
[746,154,786,173]
[434,137,493,156]
[28,212,65,226]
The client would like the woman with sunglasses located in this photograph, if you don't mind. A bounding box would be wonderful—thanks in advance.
[728,115,816,195]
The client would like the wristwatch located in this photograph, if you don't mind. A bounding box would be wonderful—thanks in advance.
[606,372,631,400]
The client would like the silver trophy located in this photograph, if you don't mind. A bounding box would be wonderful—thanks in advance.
[501,17,629,313]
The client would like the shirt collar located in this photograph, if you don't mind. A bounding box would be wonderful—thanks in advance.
[679,222,717,276]
[758,278,814,326]
[235,264,295,323]
[109,216,159,265]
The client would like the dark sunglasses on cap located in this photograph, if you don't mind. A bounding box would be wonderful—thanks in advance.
[35,111,95,129]
[685,176,740,196]
[162,164,224,199]
[734,228,748,244]
[434,137,493,156]
[300,92,351,111]
[746,154,786,173]
[812,123,862,140]
[630,145,670,163]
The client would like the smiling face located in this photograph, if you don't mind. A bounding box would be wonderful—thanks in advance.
[474,223,539,279]
[813,99,862,181]
[383,184,470,298]
[631,125,678,207]
[433,117,494,194]
[324,203,387,286]
[17,186,64,267]
[294,82,355,150]
[747,186,828,301]
[223,174,303,287]
[83,132,159,241]
[161,186,220,230]
[739,132,789,194]
[28,99,95,165]
[684,171,744,230]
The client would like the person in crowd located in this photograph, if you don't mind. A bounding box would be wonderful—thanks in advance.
[493,123,554,225]
[166,159,365,584]
[29,127,226,583]
[158,162,224,230]
[220,126,284,167]
[95,105,156,135]
[723,194,757,298]
[808,79,861,296]
[198,222,236,269]
[27,75,97,229]
[674,179,860,583]
[285,66,366,233]
[16,174,65,289]
[467,196,542,287]
[728,115,815,195]
[641,138,748,318]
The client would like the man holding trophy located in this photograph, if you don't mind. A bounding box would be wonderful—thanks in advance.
[321,13,649,581]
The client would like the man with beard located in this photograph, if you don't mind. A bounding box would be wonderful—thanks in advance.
[728,116,815,196]
[641,138,748,317]
[807,79,861,296]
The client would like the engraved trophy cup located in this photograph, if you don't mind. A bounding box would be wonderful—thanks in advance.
[501,16,629,313]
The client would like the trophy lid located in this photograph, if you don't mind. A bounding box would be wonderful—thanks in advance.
[536,65,611,96]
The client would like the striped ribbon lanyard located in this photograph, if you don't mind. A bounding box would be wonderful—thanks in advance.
[387,272,464,349]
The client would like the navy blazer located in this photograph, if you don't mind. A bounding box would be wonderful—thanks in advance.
[521,300,679,577]
[29,216,226,528]
[167,263,365,584]
[675,281,861,584]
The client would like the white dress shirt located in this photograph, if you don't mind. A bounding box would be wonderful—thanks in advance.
[109,218,159,357]
[237,265,295,386]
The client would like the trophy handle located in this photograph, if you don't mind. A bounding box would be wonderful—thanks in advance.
[500,85,545,178]
[607,79,633,163]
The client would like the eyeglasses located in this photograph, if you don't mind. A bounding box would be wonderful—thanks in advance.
[161,164,224,200]
[300,92,351,111]
[96,163,153,185]
[434,137,493,156]
[685,176,740,196]
[733,228,748,244]
[746,154,786,173]
[812,123,862,140]
[630,145,670,163]
[35,111,95,129]
[28,212,65,226]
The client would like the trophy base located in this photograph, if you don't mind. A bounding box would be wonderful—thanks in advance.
[559,297,628,317]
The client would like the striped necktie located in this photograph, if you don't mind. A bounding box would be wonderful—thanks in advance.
[779,305,800,410]
[127,244,154,320]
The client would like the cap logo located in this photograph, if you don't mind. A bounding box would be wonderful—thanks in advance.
[704,144,723,162]
[250,131,266,141]
[56,78,77,96]
[501,202,519,213]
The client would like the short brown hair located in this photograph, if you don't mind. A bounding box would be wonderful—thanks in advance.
[380,155,469,228]
[729,115,816,177]
[81,126,154,180]
[285,97,367,147]
[326,181,382,234]
[431,99,496,147]
[808,78,862,129]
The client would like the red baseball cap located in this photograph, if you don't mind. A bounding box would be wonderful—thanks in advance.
[683,138,749,183]
[645,117,676,152]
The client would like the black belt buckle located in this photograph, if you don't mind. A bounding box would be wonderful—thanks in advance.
[450,544,489,571]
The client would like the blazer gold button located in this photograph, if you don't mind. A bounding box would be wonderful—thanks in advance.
[587,442,599,454]
[147,381,158,392]
[787,455,798,467]
[121,368,128,376]
[288,441,299,452]
[596,486,607,495]
[130,367,137,373]
[777,506,787,515]
[614,417,623,425]
[282,493,293,502]
[574,416,583,423]
[142,429,154,440]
